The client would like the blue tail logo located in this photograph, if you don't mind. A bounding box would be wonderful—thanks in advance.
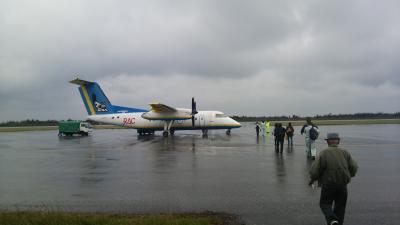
[91,92,109,112]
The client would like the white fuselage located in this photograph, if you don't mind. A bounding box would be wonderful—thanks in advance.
[88,110,241,131]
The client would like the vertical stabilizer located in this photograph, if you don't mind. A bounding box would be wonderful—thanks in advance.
[70,78,114,115]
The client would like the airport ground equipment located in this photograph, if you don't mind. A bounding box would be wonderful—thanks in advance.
[58,121,92,136]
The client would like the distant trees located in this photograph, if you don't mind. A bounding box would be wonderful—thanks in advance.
[231,112,400,122]
[313,112,400,120]
[0,119,59,127]
[0,119,106,127]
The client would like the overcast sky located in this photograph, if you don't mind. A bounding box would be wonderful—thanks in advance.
[1,0,399,122]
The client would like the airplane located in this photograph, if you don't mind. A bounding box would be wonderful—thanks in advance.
[70,78,241,137]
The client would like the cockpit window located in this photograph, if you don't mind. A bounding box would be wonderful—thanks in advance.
[215,113,227,118]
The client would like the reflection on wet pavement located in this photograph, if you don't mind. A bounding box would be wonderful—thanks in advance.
[0,123,399,225]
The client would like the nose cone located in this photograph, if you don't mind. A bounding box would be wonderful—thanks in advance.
[230,118,242,128]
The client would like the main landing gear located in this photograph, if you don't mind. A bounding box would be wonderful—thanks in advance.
[202,129,208,137]
[162,131,168,137]
[162,120,174,137]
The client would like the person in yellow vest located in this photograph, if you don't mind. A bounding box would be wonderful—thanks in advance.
[266,120,270,134]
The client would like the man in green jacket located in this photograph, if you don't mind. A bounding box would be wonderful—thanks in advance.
[309,133,358,225]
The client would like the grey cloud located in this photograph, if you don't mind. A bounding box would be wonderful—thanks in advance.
[0,0,399,121]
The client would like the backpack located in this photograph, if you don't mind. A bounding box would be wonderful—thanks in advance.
[309,126,319,140]
[286,127,294,135]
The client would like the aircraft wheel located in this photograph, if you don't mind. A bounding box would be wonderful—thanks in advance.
[170,129,175,135]
[226,129,231,135]
[163,131,169,137]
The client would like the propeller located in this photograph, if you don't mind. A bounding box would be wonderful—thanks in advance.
[191,97,198,127]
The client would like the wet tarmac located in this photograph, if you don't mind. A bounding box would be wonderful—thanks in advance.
[0,123,399,225]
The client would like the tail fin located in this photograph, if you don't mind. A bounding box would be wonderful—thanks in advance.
[70,78,114,115]
[70,78,147,115]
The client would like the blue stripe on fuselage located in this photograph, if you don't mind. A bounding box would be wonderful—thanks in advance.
[111,105,147,113]
[137,125,241,131]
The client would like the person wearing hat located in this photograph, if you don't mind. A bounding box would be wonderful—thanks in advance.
[309,133,358,225]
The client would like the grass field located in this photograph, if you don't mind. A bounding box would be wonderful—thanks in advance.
[0,211,238,225]
[0,119,399,132]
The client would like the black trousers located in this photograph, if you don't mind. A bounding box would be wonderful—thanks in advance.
[275,137,284,153]
[320,186,348,225]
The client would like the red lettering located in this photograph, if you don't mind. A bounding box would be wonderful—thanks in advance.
[123,117,135,126]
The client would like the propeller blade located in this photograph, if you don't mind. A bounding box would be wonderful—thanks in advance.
[191,97,197,127]
[191,97,197,115]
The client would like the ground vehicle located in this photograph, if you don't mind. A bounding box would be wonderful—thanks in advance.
[58,121,92,136]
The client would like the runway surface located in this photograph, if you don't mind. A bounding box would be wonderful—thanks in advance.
[1,123,399,225]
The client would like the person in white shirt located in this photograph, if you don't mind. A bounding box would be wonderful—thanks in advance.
[301,118,319,159]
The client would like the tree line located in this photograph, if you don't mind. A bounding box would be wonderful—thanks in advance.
[0,119,60,127]
[231,112,400,122]
[0,112,399,126]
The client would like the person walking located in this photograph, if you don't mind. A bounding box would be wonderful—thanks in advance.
[273,123,278,148]
[309,133,358,225]
[261,121,266,136]
[274,123,286,153]
[285,122,294,145]
[301,118,319,159]
[255,122,260,136]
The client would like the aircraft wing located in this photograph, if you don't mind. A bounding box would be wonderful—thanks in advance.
[149,103,177,113]
[142,102,191,120]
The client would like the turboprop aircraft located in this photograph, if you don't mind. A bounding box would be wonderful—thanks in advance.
[70,78,241,137]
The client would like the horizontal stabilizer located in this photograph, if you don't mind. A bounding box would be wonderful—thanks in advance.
[69,78,94,85]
